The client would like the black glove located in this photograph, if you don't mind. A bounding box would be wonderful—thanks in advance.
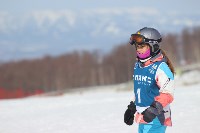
[124,101,136,125]
[142,101,164,123]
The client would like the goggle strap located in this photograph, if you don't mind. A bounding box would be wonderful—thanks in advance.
[145,38,162,44]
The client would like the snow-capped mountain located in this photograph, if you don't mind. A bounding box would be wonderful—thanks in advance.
[0,8,200,61]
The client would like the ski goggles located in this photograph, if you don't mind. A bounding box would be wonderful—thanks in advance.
[129,34,162,45]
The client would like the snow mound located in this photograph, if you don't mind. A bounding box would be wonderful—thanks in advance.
[176,70,200,86]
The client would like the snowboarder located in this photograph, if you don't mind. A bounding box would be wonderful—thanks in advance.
[124,27,175,133]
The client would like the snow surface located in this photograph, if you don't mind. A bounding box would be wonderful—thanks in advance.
[1,82,200,133]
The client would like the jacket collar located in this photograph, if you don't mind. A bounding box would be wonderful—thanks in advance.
[137,51,166,67]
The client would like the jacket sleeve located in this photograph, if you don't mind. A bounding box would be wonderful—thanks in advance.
[155,62,175,107]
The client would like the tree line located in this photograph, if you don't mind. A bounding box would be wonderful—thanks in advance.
[0,27,200,98]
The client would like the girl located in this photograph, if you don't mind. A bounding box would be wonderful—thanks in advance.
[124,27,175,133]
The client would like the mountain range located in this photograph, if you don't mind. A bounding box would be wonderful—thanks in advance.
[0,8,200,62]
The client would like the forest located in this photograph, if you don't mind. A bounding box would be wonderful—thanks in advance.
[0,27,200,98]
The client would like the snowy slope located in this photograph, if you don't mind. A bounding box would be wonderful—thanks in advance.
[0,83,200,133]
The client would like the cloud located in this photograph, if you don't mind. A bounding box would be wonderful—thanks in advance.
[0,12,15,34]
[0,8,199,35]
[0,8,200,61]
[105,22,120,35]
[31,10,76,27]
[19,45,49,53]
[83,7,159,16]
[30,10,76,34]
[0,10,77,34]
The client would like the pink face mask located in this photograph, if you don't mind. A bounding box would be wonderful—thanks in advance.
[137,49,151,59]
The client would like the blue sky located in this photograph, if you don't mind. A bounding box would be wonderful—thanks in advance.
[0,0,200,62]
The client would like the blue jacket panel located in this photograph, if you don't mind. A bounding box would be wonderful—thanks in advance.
[133,61,163,107]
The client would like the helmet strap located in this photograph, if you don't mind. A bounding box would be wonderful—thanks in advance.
[148,43,160,57]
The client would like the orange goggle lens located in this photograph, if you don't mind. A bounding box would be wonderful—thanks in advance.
[129,34,145,45]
